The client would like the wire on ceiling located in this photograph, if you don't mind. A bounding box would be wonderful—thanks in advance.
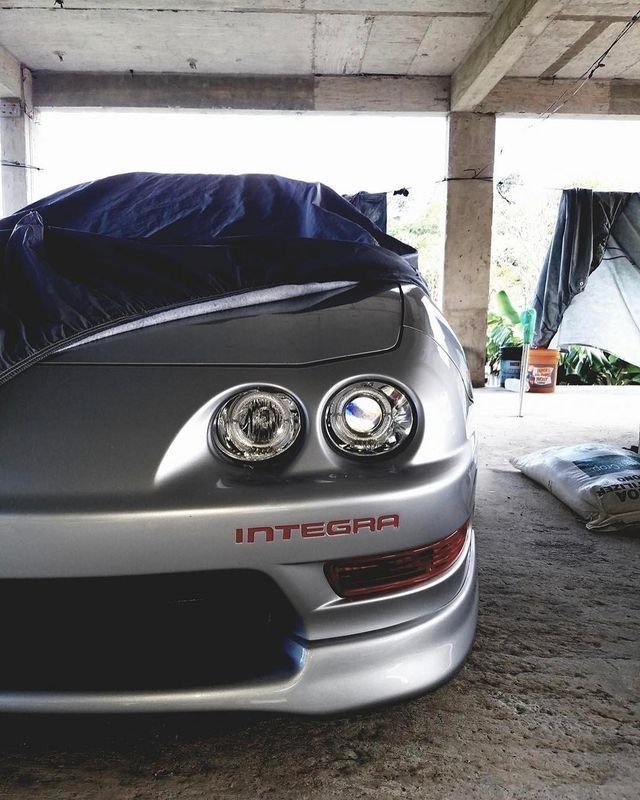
[540,7,640,120]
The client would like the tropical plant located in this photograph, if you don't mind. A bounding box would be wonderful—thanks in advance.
[486,290,523,373]
[559,346,640,385]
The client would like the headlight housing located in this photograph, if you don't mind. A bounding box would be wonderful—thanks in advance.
[213,388,302,462]
[325,380,414,456]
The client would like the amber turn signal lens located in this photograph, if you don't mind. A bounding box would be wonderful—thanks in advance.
[324,521,469,600]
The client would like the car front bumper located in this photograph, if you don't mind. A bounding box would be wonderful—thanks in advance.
[0,533,476,715]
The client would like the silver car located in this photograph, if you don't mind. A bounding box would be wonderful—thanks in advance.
[0,280,477,713]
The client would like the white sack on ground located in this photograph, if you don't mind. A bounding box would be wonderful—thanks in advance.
[512,443,640,530]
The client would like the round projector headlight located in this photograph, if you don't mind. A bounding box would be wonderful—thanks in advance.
[325,380,414,456]
[213,388,302,462]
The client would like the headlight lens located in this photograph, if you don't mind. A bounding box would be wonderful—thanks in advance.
[325,380,414,456]
[213,388,302,462]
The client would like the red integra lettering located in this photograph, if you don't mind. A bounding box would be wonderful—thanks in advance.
[377,514,400,530]
[352,517,376,533]
[234,515,401,543]
[274,524,300,540]
[247,526,274,544]
[301,523,325,538]
[327,520,351,535]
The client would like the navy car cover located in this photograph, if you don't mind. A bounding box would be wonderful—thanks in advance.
[0,173,423,385]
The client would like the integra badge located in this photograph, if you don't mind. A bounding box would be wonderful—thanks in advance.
[235,514,400,543]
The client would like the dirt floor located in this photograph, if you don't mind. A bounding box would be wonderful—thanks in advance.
[0,386,638,799]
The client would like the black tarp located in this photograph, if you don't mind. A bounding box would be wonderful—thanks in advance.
[533,188,630,345]
[0,173,423,386]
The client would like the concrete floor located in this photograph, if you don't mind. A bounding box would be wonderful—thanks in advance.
[0,386,638,799]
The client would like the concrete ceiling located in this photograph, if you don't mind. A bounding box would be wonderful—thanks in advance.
[0,2,492,76]
[1,0,639,81]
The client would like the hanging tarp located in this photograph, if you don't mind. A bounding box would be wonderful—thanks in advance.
[534,188,640,365]
[0,173,423,386]
[343,191,388,233]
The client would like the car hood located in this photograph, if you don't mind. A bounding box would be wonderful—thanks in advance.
[49,282,403,366]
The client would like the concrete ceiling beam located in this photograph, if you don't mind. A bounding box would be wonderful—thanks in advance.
[451,0,570,111]
[478,76,640,115]
[31,70,640,116]
[32,72,451,113]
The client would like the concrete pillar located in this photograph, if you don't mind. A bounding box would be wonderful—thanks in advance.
[1,68,32,216]
[442,111,496,387]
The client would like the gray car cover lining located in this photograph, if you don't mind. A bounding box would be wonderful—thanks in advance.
[533,189,639,362]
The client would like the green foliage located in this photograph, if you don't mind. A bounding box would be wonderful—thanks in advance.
[486,290,523,373]
[560,346,640,386]
[495,290,521,325]
[388,191,445,303]
[490,174,559,312]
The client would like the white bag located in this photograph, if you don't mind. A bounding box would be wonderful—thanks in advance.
[512,443,640,530]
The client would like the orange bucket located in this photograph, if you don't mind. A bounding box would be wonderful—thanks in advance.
[527,348,560,393]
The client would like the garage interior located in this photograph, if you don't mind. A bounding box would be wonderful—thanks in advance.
[0,1,639,798]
